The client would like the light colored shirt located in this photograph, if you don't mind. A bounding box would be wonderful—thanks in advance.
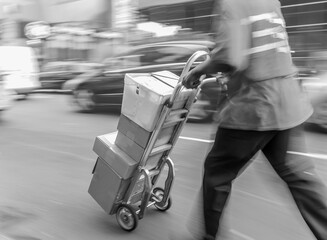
[218,74,313,130]
[211,0,313,130]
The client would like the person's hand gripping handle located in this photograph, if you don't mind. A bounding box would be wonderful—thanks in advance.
[182,70,206,89]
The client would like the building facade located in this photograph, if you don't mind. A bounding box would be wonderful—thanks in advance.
[0,0,209,63]
[0,0,121,63]
[139,0,216,33]
[281,0,327,68]
[138,0,327,69]
[1,0,325,69]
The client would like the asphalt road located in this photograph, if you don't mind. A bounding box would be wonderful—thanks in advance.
[0,93,326,240]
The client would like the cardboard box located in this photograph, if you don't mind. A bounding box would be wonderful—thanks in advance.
[88,157,131,214]
[117,114,175,149]
[93,132,138,179]
[121,71,194,132]
[115,131,164,169]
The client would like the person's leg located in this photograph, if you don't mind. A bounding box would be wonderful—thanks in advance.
[262,126,327,240]
[203,128,274,239]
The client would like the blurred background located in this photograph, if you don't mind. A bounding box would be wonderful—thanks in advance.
[0,0,326,240]
[0,0,325,68]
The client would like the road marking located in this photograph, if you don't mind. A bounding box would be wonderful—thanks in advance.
[0,234,13,240]
[41,232,55,239]
[287,151,327,160]
[304,171,314,176]
[10,141,93,162]
[229,229,256,240]
[179,136,214,143]
[234,189,284,206]
[49,200,64,205]
[179,136,327,160]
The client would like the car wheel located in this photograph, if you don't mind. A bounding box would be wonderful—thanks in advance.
[73,89,95,112]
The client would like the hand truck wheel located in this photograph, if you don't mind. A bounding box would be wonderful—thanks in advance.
[152,187,172,211]
[116,204,138,231]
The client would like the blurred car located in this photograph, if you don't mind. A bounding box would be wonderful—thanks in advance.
[39,61,103,89]
[63,41,221,121]
[302,71,327,131]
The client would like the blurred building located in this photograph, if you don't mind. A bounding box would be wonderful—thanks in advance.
[139,0,216,34]
[0,0,325,71]
[0,0,213,64]
[138,0,327,70]
[0,0,136,63]
[281,0,327,70]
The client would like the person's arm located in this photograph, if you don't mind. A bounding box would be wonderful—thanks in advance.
[191,58,234,76]
[182,58,233,89]
[183,1,235,89]
[183,61,233,89]
[183,0,250,89]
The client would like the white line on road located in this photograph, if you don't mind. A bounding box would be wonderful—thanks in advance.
[234,189,284,206]
[179,136,214,143]
[179,136,327,160]
[49,200,64,205]
[12,141,93,162]
[229,229,256,240]
[287,151,327,160]
[0,234,13,240]
[41,231,55,239]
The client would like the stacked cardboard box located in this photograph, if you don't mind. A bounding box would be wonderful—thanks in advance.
[89,71,194,214]
[88,132,138,214]
[121,71,193,131]
[115,114,176,169]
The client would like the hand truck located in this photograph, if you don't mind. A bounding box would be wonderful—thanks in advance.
[93,51,218,231]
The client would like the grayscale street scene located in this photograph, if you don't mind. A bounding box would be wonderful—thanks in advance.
[0,0,326,240]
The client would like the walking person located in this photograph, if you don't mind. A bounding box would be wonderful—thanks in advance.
[175,0,327,239]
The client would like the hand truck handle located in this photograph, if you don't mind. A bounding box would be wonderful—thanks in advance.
[168,50,210,107]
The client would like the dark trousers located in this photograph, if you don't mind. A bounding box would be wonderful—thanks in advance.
[203,126,327,240]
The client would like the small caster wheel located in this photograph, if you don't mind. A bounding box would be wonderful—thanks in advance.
[116,204,138,231]
[152,187,172,211]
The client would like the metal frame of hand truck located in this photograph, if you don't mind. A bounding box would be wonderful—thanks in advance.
[111,50,214,231]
